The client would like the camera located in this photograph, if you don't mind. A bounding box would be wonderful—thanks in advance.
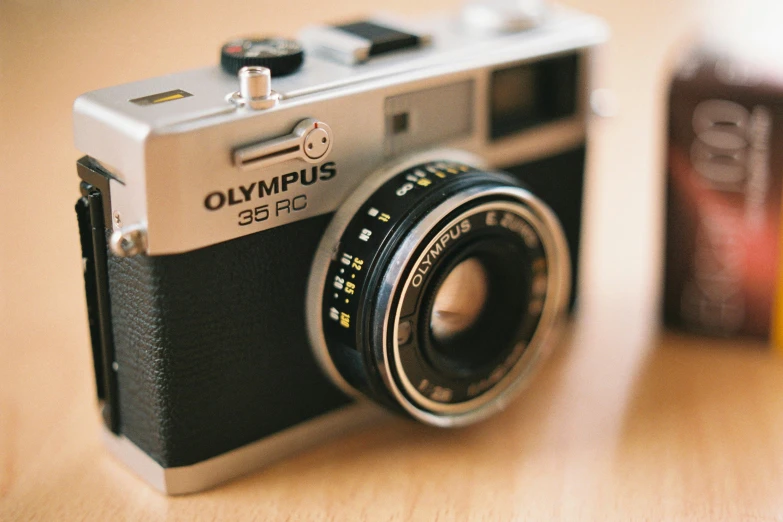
[73,2,606,494]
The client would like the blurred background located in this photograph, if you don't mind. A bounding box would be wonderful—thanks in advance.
[5,0,782,517]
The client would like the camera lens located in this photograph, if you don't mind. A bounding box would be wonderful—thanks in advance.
[308,153,570,427]
[421,240,530,378]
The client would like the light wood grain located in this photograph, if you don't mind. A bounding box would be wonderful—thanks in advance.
[6,0,783,520]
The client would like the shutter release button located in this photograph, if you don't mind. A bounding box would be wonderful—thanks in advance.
[228,66,280,110]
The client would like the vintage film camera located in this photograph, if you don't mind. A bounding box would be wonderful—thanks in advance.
[73,1,606,494]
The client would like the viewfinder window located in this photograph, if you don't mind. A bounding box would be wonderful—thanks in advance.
[490,53,580,140]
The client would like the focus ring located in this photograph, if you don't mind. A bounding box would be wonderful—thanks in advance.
[379,199,555,421]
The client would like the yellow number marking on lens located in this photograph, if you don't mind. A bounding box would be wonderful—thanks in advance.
[339,312,351,328]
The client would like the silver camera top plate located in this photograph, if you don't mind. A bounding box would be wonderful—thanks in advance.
[73,6,607,255]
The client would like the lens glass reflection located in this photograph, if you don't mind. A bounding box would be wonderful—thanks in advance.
[430,257,489,344]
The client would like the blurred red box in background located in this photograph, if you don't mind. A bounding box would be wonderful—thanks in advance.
[664,48,783,341]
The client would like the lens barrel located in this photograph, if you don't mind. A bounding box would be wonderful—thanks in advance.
[308,154,570,426]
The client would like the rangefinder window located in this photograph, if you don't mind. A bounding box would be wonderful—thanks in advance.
[490,53,580,139]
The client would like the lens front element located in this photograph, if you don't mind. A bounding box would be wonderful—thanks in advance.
[388,201,554,417]
[430,257,488,343]
[309,156,570,427]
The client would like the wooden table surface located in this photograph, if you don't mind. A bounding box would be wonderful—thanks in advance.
[4,0,783,520]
